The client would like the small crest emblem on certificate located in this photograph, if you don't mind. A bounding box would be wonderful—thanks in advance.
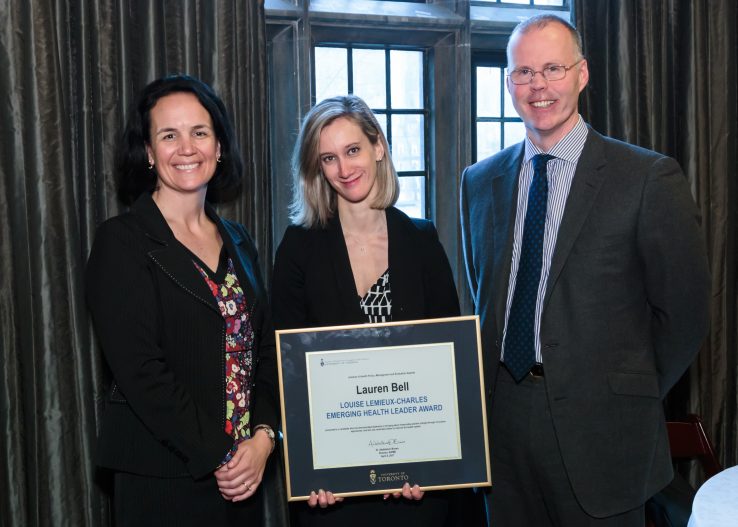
[369,469,377,485]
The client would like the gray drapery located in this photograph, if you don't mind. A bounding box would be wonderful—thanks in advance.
[0,1,285,526]
[2,0,737,524]
[575,0,738,478]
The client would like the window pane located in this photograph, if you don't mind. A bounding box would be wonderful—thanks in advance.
[501,0,530,4]
[476,122,501,160]
[315,47,348,102]
[535,0,564,5]
[390,50,423,109]
[390,114,424,171]
[503,81,519,118]
[375,113,388,138]
[476,66,501,117]
[353,49,386,108]
[396,176,425,219]
[504,122,527,147]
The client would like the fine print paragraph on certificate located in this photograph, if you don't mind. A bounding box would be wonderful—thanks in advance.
[306,342,461,469]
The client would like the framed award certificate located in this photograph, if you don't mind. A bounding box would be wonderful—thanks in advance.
[275,315,490,500]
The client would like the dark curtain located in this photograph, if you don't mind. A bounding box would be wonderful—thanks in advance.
[575,0,738,480]
[0,1,286,526]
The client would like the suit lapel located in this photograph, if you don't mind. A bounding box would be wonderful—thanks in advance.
[327,214,365,321]
[148,244,222,316]
[544,129,608,308]
[130,193,220,317]
[386,207,417,319]
[215,213,259,314]
[491,144,524,336]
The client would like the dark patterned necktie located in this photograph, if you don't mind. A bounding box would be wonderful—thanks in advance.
[503,153,554,382]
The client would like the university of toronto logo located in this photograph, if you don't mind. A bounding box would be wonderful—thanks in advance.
[369,469,377,485]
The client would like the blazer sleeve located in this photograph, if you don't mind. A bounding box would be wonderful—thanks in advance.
[418,219,461,318]
[271,226,310,330]
[637,156,710,395]
[86,219,233,479]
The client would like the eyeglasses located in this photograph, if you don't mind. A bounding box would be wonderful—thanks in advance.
[507,59,584,85]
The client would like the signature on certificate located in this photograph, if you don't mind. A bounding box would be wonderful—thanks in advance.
[369,438,407,447]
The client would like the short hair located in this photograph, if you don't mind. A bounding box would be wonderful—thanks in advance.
[116,75,243,205]
[507,14,584,65]
[290,95,399,228]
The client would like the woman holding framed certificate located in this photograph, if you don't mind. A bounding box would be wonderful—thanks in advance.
[272,95,481,527]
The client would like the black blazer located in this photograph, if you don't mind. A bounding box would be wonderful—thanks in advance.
[460,127,710,517]
[272,206,460,329]
[86,193,279,480]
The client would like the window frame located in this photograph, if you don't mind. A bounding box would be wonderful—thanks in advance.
[471,51,526,162]
[470,0,569,8]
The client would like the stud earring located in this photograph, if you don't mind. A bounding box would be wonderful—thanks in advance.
[148,160,154,170]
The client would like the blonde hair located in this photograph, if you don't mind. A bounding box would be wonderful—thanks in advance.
[290,95,399,228]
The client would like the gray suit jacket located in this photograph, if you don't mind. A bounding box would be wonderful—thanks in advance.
[460,127,710,517]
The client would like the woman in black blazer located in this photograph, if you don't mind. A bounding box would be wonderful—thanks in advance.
[273,206,460,329]
[86,76,278,526]
[272,95,479,527]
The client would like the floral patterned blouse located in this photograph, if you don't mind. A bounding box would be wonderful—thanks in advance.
[193,252,254,464]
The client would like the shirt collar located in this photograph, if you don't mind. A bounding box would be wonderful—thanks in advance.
[523,115,589,164]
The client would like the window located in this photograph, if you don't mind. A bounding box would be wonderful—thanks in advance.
[314,45,428,219]
[474,0,565,5]
[473,55,526,162]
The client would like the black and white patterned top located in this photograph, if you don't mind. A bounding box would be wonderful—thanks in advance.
[360,269,392,323]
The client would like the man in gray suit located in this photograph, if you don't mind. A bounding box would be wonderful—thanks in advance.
[460,14,710,526]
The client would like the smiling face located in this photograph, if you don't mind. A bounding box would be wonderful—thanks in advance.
[146,92,221,199]
[506,21,589,151]
[318,116,384,208]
